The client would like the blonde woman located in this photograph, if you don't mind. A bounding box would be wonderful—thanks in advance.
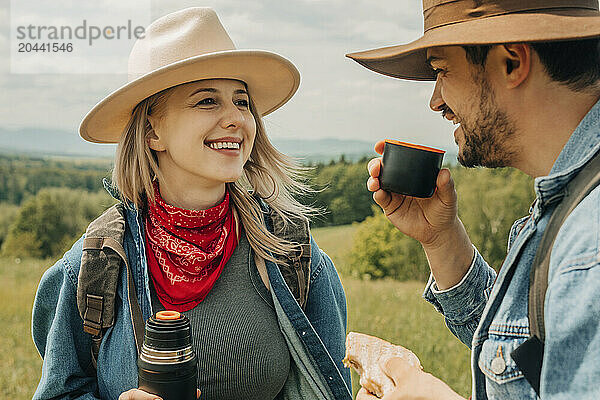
[32,8,351,400]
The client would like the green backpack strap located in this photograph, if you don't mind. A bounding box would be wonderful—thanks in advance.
[529,151,600,343]
[77,203,145,369]
[266,205,312,309]
[511,149,600,395]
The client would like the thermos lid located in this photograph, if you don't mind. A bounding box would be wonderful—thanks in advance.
[156,310,181,320]
[144,310,192,350]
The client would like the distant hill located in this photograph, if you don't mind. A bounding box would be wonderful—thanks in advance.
[271,138,378,163]
[0,127,116,158]
[0,127,456,164]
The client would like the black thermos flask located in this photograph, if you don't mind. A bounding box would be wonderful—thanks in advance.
[138,311,198,400]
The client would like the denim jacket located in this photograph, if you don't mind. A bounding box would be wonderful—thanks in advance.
[424,99,600,400]
[31,185,352,400]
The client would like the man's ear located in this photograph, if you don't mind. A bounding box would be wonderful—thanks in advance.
[499,43,531,89]
[146,114,166,152]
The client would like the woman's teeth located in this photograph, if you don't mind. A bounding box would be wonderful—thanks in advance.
[208,142,240,150]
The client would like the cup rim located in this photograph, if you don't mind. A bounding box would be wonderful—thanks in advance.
[385,139,445,154]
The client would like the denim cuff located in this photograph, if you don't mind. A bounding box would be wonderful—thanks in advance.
[422,246,490,324]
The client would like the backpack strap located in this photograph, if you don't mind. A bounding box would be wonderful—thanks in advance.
[511,150,600,394]
[254,195,312,308]
[529,151,600,342]
[77,203,145,369]
[270,209,312,308]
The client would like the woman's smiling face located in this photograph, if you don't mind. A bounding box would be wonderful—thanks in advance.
[147,79,257,190]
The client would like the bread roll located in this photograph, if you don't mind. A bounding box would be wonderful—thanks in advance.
[343,332,422,398]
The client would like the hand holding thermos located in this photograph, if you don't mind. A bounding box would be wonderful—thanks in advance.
[119,311,200,400]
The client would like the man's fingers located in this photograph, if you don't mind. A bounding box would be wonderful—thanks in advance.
[367,158,382,177]
[374,190,409,219]
[367,158,383,193]
[356,387,380,400]
[197,389,201,399]
[433,168,456,206]
[367,176,380,192]
[373,189,392,209]
[118,389,161,400]
[381,356,421,387]
[381,357,403,386]
[436,168,451,189]
[374,140,385,155]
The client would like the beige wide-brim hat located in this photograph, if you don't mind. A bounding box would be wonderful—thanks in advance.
[347,0,600,81]
[79,7,300,143]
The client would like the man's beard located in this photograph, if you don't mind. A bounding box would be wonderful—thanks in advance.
[456,73,518,168]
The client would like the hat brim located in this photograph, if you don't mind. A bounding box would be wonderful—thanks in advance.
[79,50,300,143]
[347,9,600,81]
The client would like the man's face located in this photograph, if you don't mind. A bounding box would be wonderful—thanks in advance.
[426,46,517,168]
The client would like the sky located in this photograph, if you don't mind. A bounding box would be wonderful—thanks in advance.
[0,0,457,153]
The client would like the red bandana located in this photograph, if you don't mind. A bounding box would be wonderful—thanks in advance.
[144,182,239,312]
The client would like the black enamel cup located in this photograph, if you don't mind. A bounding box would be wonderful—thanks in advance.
[379,140,445,198]
[138,311,198,400]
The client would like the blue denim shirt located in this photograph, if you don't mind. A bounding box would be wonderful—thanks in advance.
[31,187,352,400]
[424,99,600,400]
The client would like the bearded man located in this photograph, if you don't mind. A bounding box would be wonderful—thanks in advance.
[347,1,600,399]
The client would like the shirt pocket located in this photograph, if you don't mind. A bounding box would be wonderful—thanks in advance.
[478,323,538,399]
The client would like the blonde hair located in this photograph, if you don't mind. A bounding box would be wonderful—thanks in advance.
[112,81,318,262]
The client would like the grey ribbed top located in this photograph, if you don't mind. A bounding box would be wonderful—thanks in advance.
[149,232,290,400]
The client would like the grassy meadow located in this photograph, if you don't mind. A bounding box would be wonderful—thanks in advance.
[0,224,471,399]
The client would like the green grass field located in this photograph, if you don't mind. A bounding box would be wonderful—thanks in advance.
[0,224,471,399]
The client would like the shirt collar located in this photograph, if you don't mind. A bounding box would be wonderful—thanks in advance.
[533,98,600,208]
[103,177,140,213]
[102,177,120,200]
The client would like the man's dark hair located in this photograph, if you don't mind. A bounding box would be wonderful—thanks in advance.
[462,38,600,92]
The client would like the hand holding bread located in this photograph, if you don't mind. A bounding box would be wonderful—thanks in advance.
[343,332,422,398]
[344,332,465,400]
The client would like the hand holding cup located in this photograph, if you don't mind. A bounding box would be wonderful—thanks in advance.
[367,139,475,290]
[366,139,458,247]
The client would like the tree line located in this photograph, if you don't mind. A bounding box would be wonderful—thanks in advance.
[305,156,375,227]
[0,154,109,204]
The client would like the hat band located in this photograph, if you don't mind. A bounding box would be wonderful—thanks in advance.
[424,0,599,32]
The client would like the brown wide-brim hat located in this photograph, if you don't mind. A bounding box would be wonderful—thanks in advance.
[80,7,300,143]
[346,0,600,81]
